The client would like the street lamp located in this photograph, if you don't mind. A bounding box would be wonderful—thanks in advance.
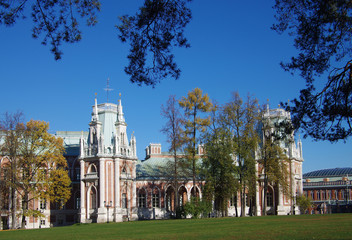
[104,201,112,223]
[345,175,349,204]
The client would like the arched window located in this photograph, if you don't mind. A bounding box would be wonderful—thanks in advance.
[90,188,97,209]
[267,191,273,207]
[122,193,127,208]
[138,188,146,208]
[152,188,160,208]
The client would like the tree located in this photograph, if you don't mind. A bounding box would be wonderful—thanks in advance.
[203,105,238,217]
[161,95,186,217]
[273,0,352,142]
[222,92,260,217]
[0,0,100,60]
[179,88,213,197]
[1,118,71,229]
[296,195,312,214]
[258,106,293,215]
[118,0,192,86]
[18,120,71,228]
[0,111,24,229]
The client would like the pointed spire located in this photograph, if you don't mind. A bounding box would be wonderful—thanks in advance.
[92,93,99,121]
[117,93,125,123]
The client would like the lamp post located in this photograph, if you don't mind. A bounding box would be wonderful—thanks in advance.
[104,201,112,223]
[345,175,349,204]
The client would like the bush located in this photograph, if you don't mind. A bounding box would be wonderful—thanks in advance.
[296,195,312,214]
[183,197,212,219]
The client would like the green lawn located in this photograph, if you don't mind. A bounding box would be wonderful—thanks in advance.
[1,214,351,240]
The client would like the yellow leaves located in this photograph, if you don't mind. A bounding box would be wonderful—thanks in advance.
[179,88,213,116]
[47,168,71,204]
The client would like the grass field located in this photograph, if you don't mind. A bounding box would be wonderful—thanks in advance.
[0,214,351,240]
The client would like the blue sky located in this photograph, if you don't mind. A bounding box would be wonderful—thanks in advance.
[1,0,350,173]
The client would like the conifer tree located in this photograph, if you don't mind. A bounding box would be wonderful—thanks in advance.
[179,88,212,197]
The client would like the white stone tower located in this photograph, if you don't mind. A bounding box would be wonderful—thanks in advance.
[79,94,138,223]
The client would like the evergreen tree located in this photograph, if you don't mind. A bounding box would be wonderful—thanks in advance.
[273,0,352,142]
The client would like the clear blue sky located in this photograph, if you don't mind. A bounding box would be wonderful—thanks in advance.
[1,0,350,173]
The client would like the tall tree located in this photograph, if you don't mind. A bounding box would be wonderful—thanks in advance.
[161,95,185,216]
[179,88,213,197]
[222,92,260,217]
[0,111,24,229]
[118,0,192,86]
[1,118,71,229]
[17,120,71,228]
[258,106,293,215]
[203,106,238,217]
[273,0,352,142]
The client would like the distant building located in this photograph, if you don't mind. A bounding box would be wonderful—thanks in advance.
[303,168,352,214]
[0,96,304,229]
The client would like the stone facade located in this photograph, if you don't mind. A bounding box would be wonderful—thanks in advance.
[0,97,304,229]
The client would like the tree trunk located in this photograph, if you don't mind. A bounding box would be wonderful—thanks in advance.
[263,175,268,216]
[21,194,28,229]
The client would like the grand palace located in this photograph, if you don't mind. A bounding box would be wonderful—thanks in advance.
[1,95,304,229]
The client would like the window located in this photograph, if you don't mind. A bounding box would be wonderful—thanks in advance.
[76,197,81,209]
[230,194,237,207]
[75,168,80,180]
[335,190,338,200]
[152,193,159,208]
[310,191,314,200]
[40,200,46,210]
[342,190,345,200]
[138,192,146,208]
[90,190,96,209]
[316,191,320,200]
[40,220,45,226]
[327,190,331,200]
[321,190,326,200]
[122,193,127,208]
[267,192,273,207]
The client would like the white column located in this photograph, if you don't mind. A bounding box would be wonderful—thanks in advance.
[80,160,86,223]
[256,181,261,216]
[115,159,120,208]
[255,163,261,216]
[99,159,105,208]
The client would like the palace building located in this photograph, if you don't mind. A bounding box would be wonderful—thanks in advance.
[303,168,352,214]
[0,96,304,229]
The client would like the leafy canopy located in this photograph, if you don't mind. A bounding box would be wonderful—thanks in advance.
[118,0,192,86]
[273,0,352,142]
[0,0,100,60]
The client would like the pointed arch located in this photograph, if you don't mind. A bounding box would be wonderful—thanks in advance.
[165,185,175,212]
[152,186,161,208]
[88,164,97,173]
[137,187,147,208]
[178,185,188,206]
[87,185,98,210]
